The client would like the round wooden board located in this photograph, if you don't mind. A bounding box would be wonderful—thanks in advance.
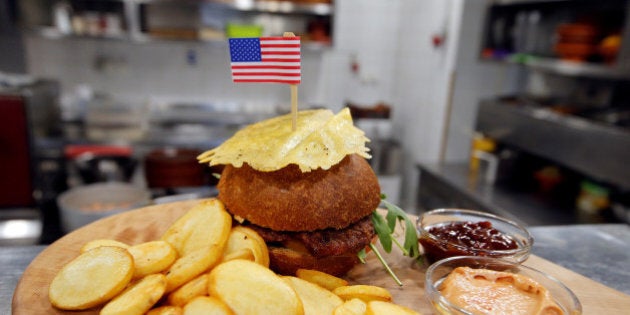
[12,199,432,314]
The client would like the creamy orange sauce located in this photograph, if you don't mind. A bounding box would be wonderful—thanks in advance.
[439,267,564,315]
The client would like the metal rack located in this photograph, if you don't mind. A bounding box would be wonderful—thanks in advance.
[476,99,630,190]
[20,0,334,47]
[482,0,630,79]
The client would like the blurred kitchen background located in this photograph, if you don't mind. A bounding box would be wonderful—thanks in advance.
[1,0,629,246]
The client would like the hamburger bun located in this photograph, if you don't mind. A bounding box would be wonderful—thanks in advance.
[217,154,381,232]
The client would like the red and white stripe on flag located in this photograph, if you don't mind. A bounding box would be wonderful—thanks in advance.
[229,36,301,84]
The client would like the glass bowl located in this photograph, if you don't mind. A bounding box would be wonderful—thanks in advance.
[425,256,582,315]
[417,208,533,264]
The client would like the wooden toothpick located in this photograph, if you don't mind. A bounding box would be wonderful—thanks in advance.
[284,31,298,131]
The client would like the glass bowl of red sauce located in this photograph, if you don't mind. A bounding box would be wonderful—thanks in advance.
[417,209,533,264]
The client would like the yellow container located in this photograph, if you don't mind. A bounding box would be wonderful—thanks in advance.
[226,23,263,38]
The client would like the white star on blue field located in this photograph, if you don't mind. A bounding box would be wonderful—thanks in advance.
[229,38,262,62]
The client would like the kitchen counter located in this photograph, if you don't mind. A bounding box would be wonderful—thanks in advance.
[417,162,624,226]
[2,224,629,314]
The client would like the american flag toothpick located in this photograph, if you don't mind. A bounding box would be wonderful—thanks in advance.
[228,36,301,84]
[228,32,301,130]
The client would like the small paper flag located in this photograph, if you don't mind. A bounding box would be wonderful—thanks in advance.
[229,36,301,84]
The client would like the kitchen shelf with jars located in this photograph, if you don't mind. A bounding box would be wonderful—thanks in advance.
[19,0,333,50]
[480,0,630,80]
[463,0,630,225]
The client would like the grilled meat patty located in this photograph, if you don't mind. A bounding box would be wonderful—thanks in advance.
[246,215,375,258]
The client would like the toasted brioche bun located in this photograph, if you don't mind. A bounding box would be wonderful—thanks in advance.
[217,154,381,232]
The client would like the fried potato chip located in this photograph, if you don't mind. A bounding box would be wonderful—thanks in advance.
[366,301,422,315]
[128,240,178,278]
[333,298,367,315]
[208,259,303,315]
[165,245,222,293]
[80,239,129,253]
[161,199,232,257]
[197,108,370,172]
[168,273,209,307]
[147,306,183,315]
[296,268,348,291]
[332,285,393,303]
[48,246,134,310]
[221,248,255,262]
[283,276,343,315]
[183,296,234,315]
[100,273,167,315]
[221,226,269,267]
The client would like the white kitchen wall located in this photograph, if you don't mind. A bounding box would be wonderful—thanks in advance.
[384,0,461,210]
[443,0,521,164]
[390,0,521,210]
[24,0,405,114]
[330,0,401,107]
[24,35,326,112]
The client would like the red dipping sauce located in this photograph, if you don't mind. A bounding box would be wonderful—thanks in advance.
[419,221,519,263]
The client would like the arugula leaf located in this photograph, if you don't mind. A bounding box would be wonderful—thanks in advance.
[359,196,423,286]
[371,210,392,253]
[382,199,422,260]
[357,248,367,264]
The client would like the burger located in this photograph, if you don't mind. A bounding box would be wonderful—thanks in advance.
[198,108,381,276]
[218,153,379,276]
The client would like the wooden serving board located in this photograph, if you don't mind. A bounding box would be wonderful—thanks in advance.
[12,199,630,314]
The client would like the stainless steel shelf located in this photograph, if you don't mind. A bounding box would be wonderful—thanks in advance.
[476,99,630,189]
[137,0,333,16]
[490,0,573,5]
[523,57,630,80]
[27,27,332,50]
[21,0,333,46]
[416,163,588,226]
[482,56,630,80]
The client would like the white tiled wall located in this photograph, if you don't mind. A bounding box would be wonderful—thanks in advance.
[443,0,521,164]
[24,0,405,114]
[25,36,326,112]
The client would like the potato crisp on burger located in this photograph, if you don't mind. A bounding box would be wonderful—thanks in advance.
[198,108,381,276]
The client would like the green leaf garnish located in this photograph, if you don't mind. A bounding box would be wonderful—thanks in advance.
[371,208,392,253]
[381,199,421,260]
[358,195,423,286]
[369,243,402,286]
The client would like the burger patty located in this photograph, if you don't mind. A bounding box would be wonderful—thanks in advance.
[246,215,375,258]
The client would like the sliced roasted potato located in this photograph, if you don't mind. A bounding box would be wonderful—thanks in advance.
[161,199,232,257]
[49,246,134,310]
[128,240,178,278]
[168,273,209,307]
[165,245,222,293]
[146,305,184,315]
[284,276,343,315]
[333,285,393,303]
[208,259,303,315]
[80,239,129,253]
[333,298,367,315]
[296,268,348,291]
[366,300,422,315]
[221,226,269,267]
[100,273,167,315]
[221,248,255,262]
[183,296,235,315]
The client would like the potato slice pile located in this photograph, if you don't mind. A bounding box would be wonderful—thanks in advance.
[48,198,422,315]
